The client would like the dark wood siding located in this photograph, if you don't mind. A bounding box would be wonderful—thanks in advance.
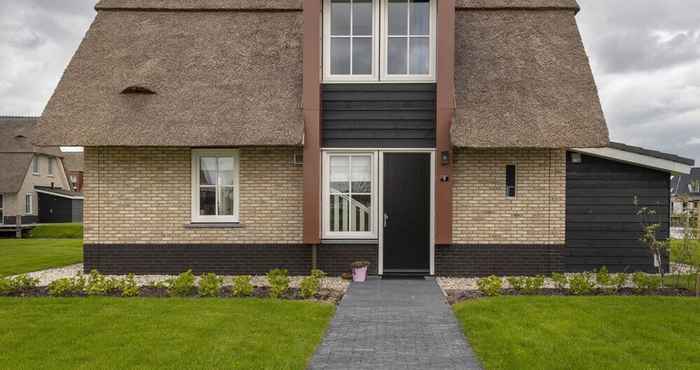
[322,83,436,148]
[38,193,83,223]
[565,152,670,273]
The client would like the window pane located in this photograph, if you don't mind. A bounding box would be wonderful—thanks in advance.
[388,0,407,35]
[199,187,216,215]
[351,156,371,193]
[330,156,350,193]
[409,37,429,74]
[218,187,235,216]
[352,38,372,75]
[353,0,373,36]
[409,0,429,35]
[331,38,351,75]
[329,194,349,232]
[199,157,217,186]
[351,194,371,232]
[388,37,407,74]
[218,157,234,186]
[331,0,351,35]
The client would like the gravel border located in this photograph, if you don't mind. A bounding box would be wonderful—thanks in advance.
[10,264,350,293]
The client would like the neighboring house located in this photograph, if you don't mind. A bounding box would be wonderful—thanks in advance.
[671,168,700,215]
[35,0,693,275]
[62,152,84,192]
[0,116,80,225]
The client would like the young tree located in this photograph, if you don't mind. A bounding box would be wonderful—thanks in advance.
[635,196,669,285]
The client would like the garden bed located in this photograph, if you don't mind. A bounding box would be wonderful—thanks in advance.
[445,287,695,304]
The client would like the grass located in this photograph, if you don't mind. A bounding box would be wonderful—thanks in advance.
[29,223,83,239]
[0,239,83,276]
[670,239,700,265]
[455,296,700,370]
[0,298,334,369]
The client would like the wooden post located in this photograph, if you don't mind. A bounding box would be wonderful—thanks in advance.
[15,215,22,239]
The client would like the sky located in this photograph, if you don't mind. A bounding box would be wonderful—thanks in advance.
[0,0,698,161]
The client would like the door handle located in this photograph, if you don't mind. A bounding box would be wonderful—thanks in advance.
[384,213,389,228]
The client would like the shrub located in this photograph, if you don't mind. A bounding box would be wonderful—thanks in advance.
[9,274,39,291]
[310,269,327,280]
[120,274,140,297]
[523,276,545,294]
[568,272,594,295]
[507,277,526,292]
[595,266,611,287]
[551,272,568,289]
[267,269,290,298]
[611,274,627,292]
[632,272,661,292]
[232,275,254,297]
[477,275,503,297]
[166,270,196,297]
[299,270,326,299]
[198,273,223,297]
[85,270,121,295]
[48,274,85,296]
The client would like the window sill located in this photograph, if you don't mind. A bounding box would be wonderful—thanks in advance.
[185,223,243,229]
[321,239,378,245]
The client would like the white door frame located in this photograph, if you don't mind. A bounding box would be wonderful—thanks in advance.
[378,149,436,276]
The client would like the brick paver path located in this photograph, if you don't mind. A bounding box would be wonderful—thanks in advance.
[309,278,482,370]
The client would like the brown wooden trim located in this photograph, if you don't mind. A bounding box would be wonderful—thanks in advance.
[435,0,455,244]
[303,0,322,244]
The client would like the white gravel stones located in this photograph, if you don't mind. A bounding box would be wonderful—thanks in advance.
[11,264,350,293]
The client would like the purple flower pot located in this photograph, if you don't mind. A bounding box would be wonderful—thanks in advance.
[352,266,368,282]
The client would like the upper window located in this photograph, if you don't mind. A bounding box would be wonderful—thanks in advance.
[322,152,378,239]
[506,165,516,198]
[32,157,39,175]
[191,150,240,223]
[323,0,435,82]
[48,158,54,176]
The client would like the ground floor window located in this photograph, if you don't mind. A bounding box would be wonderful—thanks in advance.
[25,193,33,214]
[322,152,378,239]
[191,149,240,223]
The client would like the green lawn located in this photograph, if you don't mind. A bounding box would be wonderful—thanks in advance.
[455,296,700,370]
[670,239,700,265]
[29,223,83,239]
[0,239,83,276]
[0,297,334,369]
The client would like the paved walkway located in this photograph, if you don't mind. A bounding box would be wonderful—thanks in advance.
[309,278,482,370]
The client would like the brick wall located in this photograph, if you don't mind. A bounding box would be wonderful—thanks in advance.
[436,244,564,276]
[84,147,304,244]
[452,148,566,244]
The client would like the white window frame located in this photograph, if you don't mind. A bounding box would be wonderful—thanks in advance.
[48,158,54,176]
[322,151,379,239]
[25,193,33,215]
[0,193,4,225]
[323,0,381,82]
[380,0,437,82]
[322,0,436,83]
[32,156,39,175]
[191,149,240,223]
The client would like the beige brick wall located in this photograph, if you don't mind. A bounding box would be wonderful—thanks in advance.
[452,148,566,245]
[84,147,303,244]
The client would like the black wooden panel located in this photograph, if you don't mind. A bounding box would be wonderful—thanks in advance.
[38,193,75,223]
[322,83,436,148]
[565,152,671,273]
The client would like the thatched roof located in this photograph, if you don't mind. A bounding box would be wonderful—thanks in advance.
[0,117,62,156]
[35,0,304,147]
[61,152,84,172]
[0,153,33,193]
[451,4,609,148]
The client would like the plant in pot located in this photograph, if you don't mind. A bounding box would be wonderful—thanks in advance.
[351,261,370,282]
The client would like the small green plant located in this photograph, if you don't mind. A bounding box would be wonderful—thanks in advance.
[477,275,503,297]
[351,261,370,269]
[8,274,39,291]
[299,270,326,299]
[632,272,661,292]
[267,269,290,298]
[198,273,223,297]
[507,277,526,292]
[232,275,254,297]
[523,276,545,294]
[595,266,611,287]
[610,273,627,292]
[120,274,140,297]
[48,274,85,296]
[568,272,594,295]
[166,270,196,297]
[85,270,120,295]
[551,272,568,289]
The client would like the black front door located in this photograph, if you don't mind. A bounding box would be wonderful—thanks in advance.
[383,153,430,273]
